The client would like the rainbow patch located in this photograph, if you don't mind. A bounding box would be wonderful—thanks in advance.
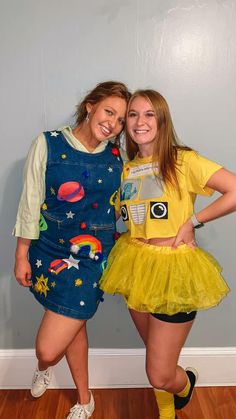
[70,234,103,262]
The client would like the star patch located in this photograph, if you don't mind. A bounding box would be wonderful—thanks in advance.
[50,131,60,137]
[35,260,42,268]
[62,255,80,270]
[66,211,75,219]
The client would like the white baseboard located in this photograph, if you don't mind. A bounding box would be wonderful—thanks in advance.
[0,347,236,389]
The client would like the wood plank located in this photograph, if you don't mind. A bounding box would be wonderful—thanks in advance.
[0,387,236,418]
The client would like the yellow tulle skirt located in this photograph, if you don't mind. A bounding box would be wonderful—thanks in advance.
[99,232,230,315]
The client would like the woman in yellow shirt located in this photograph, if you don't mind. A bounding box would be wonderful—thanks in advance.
[100,89,236,419]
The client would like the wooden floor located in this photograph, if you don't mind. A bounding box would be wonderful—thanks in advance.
[1,387,236,419]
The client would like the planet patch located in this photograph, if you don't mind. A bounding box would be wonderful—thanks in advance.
[57,181,85,202]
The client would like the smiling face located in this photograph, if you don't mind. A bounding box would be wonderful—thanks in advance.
[126,95,158,156]
[86,96,127,143]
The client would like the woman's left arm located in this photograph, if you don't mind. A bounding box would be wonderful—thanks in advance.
[193,168,236,222]
[172,168,236,248]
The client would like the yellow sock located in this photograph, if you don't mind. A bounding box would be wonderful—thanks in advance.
[154,389,175,419]
[176,376,191,398]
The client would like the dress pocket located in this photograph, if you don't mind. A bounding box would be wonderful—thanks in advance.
[88,223,116,255]
[42,211,65,229]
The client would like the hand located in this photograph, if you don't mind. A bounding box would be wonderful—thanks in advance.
[172,219,196,249]
[14,257,32,287]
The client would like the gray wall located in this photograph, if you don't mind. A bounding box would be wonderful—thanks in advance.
[0,0,235,349]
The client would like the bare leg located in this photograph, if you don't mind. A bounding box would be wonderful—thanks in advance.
[36,310,86,370]
[146,315,194,393]
[129,310,195,418]
[66,323,90,404]
[129,308,149,344]
[129,309,194,392]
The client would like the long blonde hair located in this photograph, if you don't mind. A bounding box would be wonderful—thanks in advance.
[126,89,190,188]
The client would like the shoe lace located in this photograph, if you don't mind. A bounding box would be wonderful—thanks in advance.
[69,404,88,418]
[33,369,50,386]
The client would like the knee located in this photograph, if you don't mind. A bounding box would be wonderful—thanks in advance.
[146,364,175,391]
[36,345,58,366]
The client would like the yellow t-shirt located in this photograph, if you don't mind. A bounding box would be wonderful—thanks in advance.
[116,149,222,238]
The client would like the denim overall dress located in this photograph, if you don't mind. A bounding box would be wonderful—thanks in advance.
[29,130,122,319]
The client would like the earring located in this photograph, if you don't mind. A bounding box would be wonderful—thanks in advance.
[86,112,90,123]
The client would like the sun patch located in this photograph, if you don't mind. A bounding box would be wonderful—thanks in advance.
[75,279,83,287]
[34,274,50,297]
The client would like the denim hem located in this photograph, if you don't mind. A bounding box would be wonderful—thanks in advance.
[30,288,98,320]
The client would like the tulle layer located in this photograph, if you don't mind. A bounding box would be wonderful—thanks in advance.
[100,232,230,315]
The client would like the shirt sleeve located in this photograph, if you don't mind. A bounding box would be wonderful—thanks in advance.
[12,133,47,239]
[185,151,223,196]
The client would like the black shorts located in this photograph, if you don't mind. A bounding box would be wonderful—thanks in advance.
[151,311,197,323]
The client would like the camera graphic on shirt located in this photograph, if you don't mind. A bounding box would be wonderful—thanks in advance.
[121,204,129,221]
[121,202,168,225]
[150,201,168,219]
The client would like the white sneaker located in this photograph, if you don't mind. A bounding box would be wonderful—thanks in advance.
[30,367,52,398]
[67,391,95,419]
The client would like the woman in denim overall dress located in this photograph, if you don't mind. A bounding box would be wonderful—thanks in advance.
[13,81,131,419]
